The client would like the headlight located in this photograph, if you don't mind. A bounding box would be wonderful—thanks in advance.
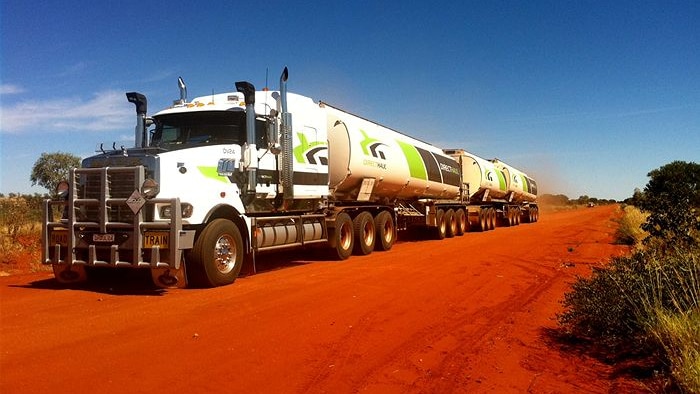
[141,178,160,199]
[160,203,193,219]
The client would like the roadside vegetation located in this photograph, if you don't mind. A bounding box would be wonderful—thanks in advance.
[558,161,700,392]
[539,193,617,211]
[1,152,80,273]
[613,205,649,246]
[0,193,47,272]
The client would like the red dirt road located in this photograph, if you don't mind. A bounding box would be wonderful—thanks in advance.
[1,206,644,393]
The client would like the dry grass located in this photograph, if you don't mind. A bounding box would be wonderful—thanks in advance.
[0,197,47,273]
[648,309,700,393]
[613,205,649,246]
[633,251,700,393]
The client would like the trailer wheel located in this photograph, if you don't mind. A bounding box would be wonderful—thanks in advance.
[435,209,447,239]
[445,209,456,238]
[508,207,515,227]
[330,212,354,260]
[487,208,495,230]
[353,212,375,255]
[514,209,521,225]
[455,209,467,236]
[374,211,395,251]
[188,219,243,287]
[478,209,488,232]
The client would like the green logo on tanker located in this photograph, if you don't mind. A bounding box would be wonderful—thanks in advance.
[359,129,388,160]
[294,132,328,165]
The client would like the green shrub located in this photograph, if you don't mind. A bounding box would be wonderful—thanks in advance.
[558,245,700,390]
[558,249,657,351]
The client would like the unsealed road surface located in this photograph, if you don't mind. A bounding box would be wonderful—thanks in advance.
[1,206,642,393]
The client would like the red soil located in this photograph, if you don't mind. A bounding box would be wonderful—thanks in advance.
[0,205,647,393]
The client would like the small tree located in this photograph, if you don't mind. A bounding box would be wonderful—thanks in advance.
[30,152,81,196]
[639,161,700,246]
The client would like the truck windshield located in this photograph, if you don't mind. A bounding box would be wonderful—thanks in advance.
[150,111,246,150]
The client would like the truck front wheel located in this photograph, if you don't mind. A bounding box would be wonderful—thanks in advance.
[188,219,243,287]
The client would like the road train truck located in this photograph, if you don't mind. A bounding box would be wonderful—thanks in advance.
[43,68,538,288]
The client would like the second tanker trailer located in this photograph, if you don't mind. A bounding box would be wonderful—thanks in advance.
[43,68,538,288]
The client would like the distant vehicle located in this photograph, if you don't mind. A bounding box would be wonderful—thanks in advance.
[43,68,539,288]
[588,202,596,208]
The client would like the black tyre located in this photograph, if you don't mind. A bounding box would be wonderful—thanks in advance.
[455,209,467,236]
[331,212,354,260]
[374,210,395,251]
[478,209,488,232]
[508,207,515,227]
[488,208,496,230]
[435,209,447,240]
[445,209,456,238]
[188,219,244,287]
[353,211,375,255]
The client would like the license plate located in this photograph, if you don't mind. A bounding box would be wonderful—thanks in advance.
[93,233,115,242]
[50,231,68,245]
[144,232,169,248]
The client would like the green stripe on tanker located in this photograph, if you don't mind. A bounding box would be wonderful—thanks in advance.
[396,140,428,180]
[497,170,507,191]
[520,174,529,193]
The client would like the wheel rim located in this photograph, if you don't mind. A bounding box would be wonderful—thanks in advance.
[363,220,375,246]
[382,220,394,243]
[214,234,237,274]
[339,221,353,250]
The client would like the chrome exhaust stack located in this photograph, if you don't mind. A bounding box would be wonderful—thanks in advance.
[235,81,258,200]
[279,67,294,201]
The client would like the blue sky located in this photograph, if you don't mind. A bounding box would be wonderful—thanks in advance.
[1,1,698,200]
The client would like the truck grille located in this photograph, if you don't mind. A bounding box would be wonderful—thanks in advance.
[79,169,138,223]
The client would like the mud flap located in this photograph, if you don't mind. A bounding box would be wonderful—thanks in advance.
[151,265,187,289]
[52,264,87,284]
